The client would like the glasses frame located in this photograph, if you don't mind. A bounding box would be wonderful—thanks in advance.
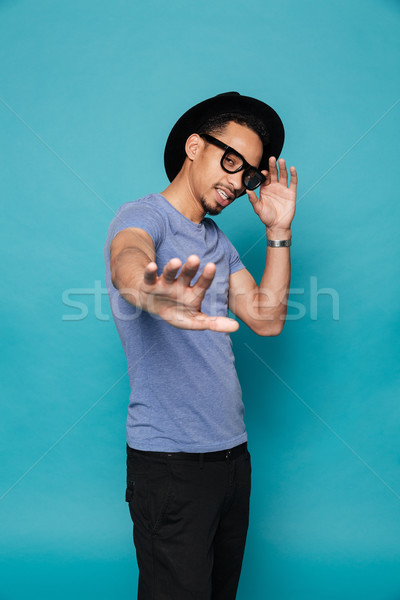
[199,133,267,191]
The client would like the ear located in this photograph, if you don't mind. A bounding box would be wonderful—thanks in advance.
[185,133,202,161]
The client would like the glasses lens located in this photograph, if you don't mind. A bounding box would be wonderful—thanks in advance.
[243,169,263,190]
[222,150,243,173]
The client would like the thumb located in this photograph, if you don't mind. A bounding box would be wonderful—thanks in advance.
[246,189,259,206]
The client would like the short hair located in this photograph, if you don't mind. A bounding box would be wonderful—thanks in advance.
[196,112,270,147]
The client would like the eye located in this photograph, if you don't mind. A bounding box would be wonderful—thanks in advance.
[223,152,242,171]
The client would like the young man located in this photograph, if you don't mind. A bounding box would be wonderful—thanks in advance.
[104,92,297,599]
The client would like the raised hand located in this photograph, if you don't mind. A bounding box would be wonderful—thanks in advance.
[137,254,239,333]
[247,156,297,233]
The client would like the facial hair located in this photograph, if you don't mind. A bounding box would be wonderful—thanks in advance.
[199,194,223,217]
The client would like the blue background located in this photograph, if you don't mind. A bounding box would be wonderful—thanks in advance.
[1,0,399,598]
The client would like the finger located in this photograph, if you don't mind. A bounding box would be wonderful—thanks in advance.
[162,258,182,284]
[269,156,278,182]
[246,189,259,206]
[206,315,240,333]
[183,313,240,333]
[192,262,216,294]
[259,169,271,188]
[247,169,269,205]
[289,166,298,190]
[278,158,288,185]
[178,254,201,286]
[143,262,158,285]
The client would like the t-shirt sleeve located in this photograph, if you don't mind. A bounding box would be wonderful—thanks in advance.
[218,228,246,275]
[108,199,165,249]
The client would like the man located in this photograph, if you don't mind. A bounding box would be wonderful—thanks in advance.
[104,92,297,599]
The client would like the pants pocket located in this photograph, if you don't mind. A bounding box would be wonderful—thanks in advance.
[126,454,172,535]
[126,471,149,529]
[146,461,173,535]
[126,452,151,527]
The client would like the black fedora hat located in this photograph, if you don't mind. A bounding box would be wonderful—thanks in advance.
[164,91,285,183]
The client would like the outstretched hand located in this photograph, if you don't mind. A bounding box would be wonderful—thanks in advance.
[247,156,297,232]
[138,254,239,333]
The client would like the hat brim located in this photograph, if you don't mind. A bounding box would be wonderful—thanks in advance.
[164,91,285,186]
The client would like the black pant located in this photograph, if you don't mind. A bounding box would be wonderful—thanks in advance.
[126,442,252,600]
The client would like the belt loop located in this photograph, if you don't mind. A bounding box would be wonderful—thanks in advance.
[199,453,204,469]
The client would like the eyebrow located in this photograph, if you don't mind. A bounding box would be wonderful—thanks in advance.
[202,134,259,169]
[224,143,261,171]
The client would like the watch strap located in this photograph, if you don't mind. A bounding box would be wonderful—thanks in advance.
[267,238,292,247]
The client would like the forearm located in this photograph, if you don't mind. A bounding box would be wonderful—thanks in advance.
[111,247,153,308]
[254,227,292,335]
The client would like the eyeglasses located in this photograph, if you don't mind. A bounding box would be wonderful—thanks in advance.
[199,133,267,191]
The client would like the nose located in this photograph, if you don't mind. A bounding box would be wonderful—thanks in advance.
[226,171,245,195]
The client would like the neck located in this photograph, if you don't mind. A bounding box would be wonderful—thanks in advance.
[160,169,206,225]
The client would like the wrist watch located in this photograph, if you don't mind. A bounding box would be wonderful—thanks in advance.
[267,238,292,247]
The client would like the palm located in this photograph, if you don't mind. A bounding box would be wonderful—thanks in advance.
[247,157,297,231]
[141,282,206,328]
[139,255,239,333]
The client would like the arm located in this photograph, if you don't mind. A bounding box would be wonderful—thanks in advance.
[110,227,239,333]
[228,156,297,337]
[228,229,291,336]
[110,227,156,303]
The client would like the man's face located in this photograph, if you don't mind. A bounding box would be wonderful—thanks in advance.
[189,121,264,216]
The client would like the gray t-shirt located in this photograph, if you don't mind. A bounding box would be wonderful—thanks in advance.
[104,193,247,452]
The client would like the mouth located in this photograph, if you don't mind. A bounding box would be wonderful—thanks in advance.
[215,187,234,207]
